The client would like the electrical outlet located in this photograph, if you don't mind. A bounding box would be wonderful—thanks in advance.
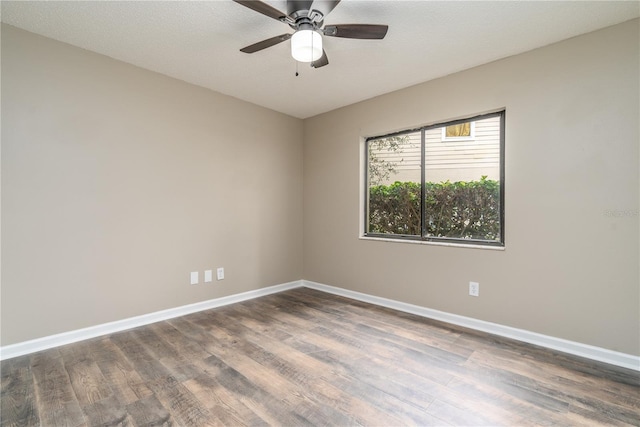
[204,270,213,283]
[469,281,479,297]
[216,267,224,281]
[190,271,199,285]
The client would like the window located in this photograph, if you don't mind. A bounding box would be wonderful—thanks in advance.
[365,111,505,247]
[442,121,475,141]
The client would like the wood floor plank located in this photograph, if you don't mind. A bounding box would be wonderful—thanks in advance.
[309,322,456,386]
[200,349,305,410]
[64,360,113,407]
[262,292,466,387]
[227,300,445,408]
[205,307,446,426]
[167,317,323,425]
[567,402,638,426]
[151,375,216,427]
[89,337,154,406]
[288,331,522,426]
[109,330,176,390]
[445,373,634,427]
[127,327,202,383]
[275,289,468,360]
[58,340,96,366]
[279,288,463,343]
[183,309,408,425]
[183,373,267,426]
[466,347,640,421]
[182,312,358,422]
[2,287,638,426]
[110,330,216,426]
[0,357,39,427]
[81,395,129,426]
[125,394,173,426]
[426,398,496,426]
[29,350,87,427]
[147,322,212,363]
[197,354,319,426]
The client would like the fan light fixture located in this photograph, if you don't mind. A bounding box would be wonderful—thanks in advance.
[291,29,322,62]
[234,0,390,69]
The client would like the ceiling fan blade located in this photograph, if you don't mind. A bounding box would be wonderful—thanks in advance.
[240,34,292,53]
[323,24,388,39]
[309,0,341,18]
[233,0,287,21]
[311,50,329,68]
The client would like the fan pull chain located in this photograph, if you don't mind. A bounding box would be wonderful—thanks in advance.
[295,60,299,77]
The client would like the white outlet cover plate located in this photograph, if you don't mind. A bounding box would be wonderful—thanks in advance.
[216,268,224,280]
[469,281,479,296]
[204,270,212,283]
[190,271,199,285]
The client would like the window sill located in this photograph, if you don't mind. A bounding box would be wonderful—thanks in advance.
[441,136,475,142]
[359,235,505,251]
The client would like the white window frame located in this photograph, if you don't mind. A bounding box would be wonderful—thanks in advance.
[441,121,476,141]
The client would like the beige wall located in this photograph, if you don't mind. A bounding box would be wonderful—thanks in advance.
[303,20,640,356]
[2,20,639,357]
[1,25,304,345]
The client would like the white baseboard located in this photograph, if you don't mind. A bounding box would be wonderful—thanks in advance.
[302,280,640,372]
[0,280,303,361]
[3,278,638,372]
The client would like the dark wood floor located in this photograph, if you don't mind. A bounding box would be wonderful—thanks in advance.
[2,288,639,426]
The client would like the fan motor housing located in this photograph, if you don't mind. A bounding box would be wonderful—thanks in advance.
[286,1,313,16]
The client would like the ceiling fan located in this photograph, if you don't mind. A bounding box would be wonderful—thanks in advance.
[233,0,389,68]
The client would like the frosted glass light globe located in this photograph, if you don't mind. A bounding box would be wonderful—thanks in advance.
[291,30,322,62]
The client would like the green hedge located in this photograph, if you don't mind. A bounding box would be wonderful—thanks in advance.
[368,177,501,240]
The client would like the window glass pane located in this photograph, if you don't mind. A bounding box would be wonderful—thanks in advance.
[367,132,421,236]
[424,115,501,241]
[445,122,471,137]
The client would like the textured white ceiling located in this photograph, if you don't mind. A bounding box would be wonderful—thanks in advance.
[2,1,639,118]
